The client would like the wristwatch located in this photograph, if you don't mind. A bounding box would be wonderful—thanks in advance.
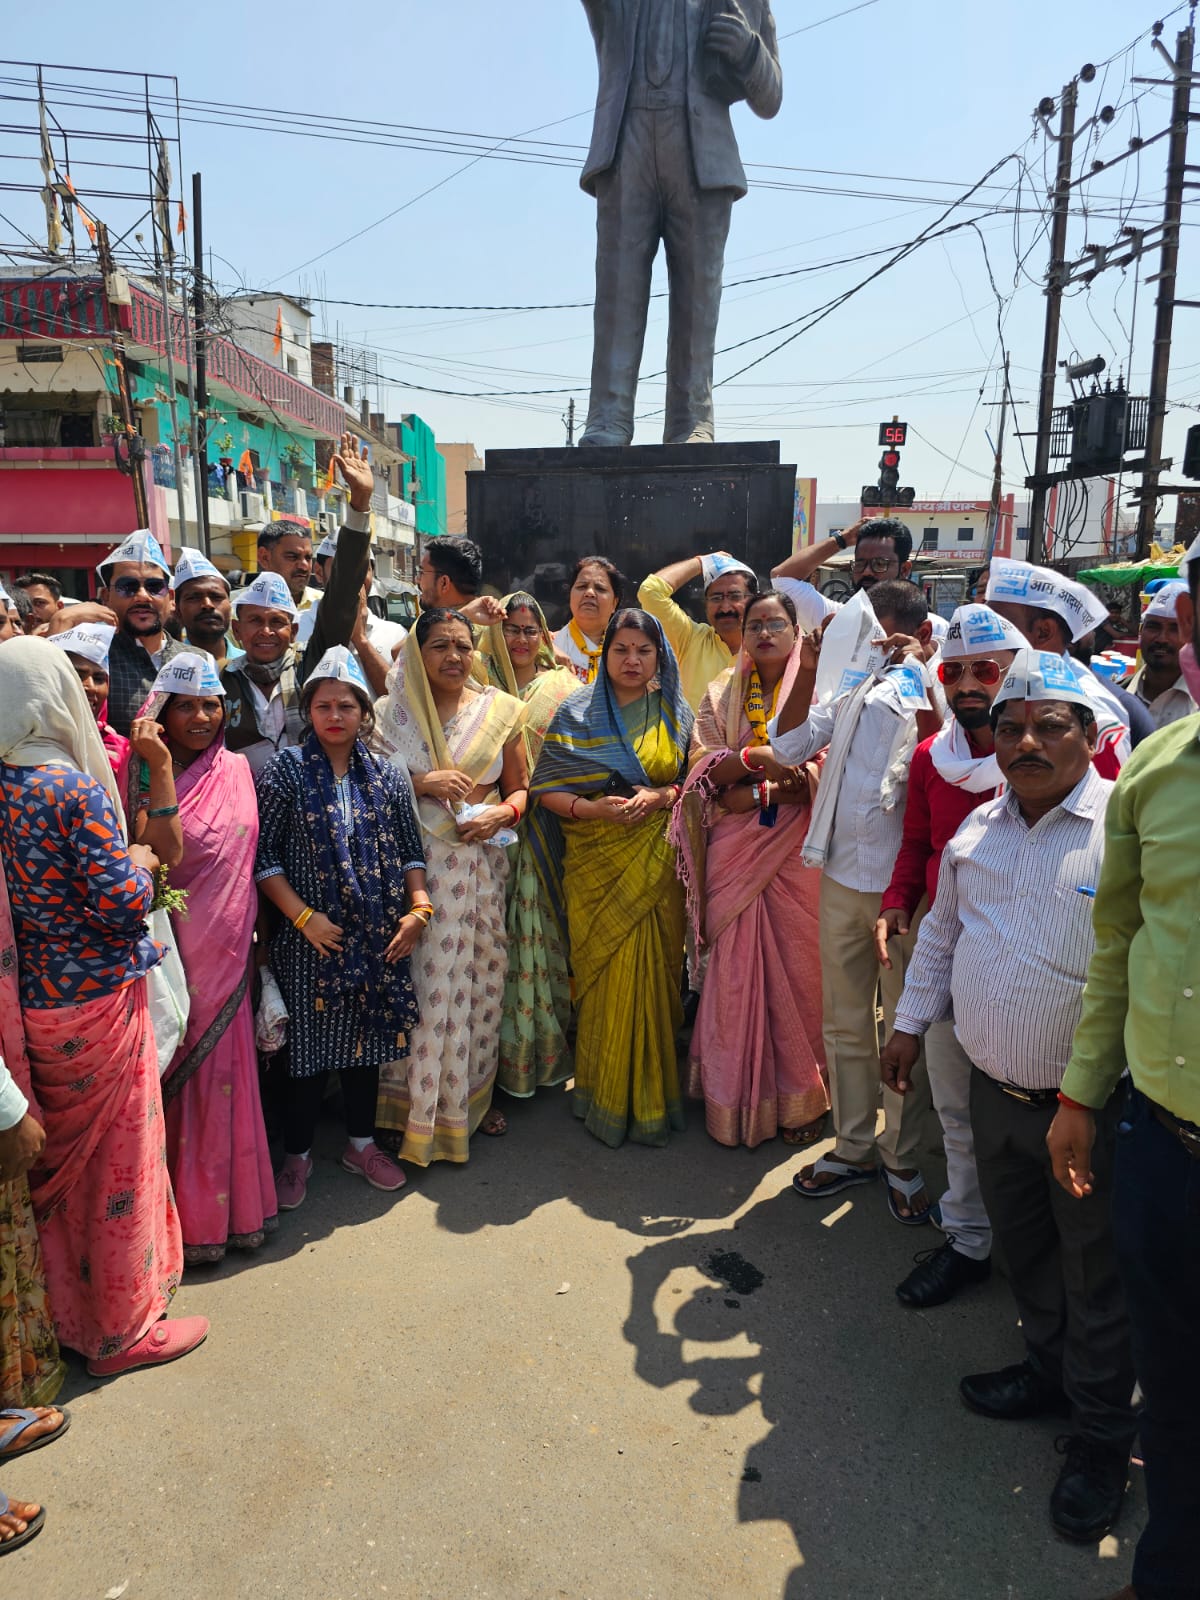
[832,531,848,550]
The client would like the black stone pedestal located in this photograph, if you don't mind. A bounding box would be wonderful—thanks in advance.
[465,440,797,628]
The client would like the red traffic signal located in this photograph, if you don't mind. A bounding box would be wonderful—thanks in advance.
[882,450,901,469]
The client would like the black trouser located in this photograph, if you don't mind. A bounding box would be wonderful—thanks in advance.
[283,1064,379,1156]
[969,1070,1136,1450]
[1113,1089,1200,1599]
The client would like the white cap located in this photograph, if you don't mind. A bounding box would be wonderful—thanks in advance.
[315,532,339,560]
[993,648,1093,712]
[940,604,1027,660]
[149,651,225,699]
[232,573,298,618]
[1182,533,1200,567]
[1143,581,1188,621]
[986,557,1108,643]
[96,528,170,580]
[306,645,369,697]
[700,552,755,589]
[48,622,116,667]
[0,581,12,608]
[171,547,230,593]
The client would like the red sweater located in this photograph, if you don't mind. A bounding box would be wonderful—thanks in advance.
[880,735,998,917]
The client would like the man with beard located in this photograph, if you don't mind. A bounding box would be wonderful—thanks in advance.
[254,518,321,614]
[882,650,1135,1547]
[769,515,949,640]
[94,529,186,737]
[171,547,238,669]
[1048,535,1200,1600]
[875,603,1026,1307]
[637,550,758,708]
[1126,579,1197,729]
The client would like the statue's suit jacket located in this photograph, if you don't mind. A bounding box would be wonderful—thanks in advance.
[580,0,782,198]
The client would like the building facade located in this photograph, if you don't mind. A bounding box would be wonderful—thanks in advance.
[437,441,483,535]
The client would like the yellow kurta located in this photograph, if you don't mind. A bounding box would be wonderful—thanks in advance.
[637,573,736,711]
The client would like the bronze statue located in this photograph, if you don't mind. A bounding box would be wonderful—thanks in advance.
[578,0,782,448]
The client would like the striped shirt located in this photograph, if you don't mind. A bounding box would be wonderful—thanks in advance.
[893,765,1112,1090]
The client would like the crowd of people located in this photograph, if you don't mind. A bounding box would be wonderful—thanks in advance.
[0,467,1196,1599]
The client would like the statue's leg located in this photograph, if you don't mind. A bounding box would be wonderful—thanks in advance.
[660,158,734,445]
[581,111,661,448]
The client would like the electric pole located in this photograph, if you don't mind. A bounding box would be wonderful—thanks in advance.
[1135,20,1195,556]
[1028,79,1077,565]
[191,172,211,553]
[96,221,150,529]
[984,354,1010,559]
[564,397,576,447]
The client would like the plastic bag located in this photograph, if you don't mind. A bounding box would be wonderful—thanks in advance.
[256,965,289,1054]
[814,589,885,705]
[145,907,190,1078]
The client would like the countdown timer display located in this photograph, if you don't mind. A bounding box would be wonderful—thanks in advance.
[878,422,909,446]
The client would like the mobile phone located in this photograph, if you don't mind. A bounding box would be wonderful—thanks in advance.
[603,770,637,799]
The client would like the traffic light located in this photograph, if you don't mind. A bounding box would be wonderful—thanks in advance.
[879,449,901,498]
[861,485,882,506]
[1184,423,1200,479]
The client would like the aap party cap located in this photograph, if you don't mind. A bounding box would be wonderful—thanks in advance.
[48,622,116,668]
[986,557,1108,643]
[0,581,12,608]
[992,648,1093,712]
[1143,580,1187,621]
[306,644,369,697]
[96,528,170,580]
[315,532,339,560]
[1182,532,1200,568]
[171,547,230,593]
[148,651,225,699]
[233,572,298,618]
[940,604,1027,660]
[700,551,755,588]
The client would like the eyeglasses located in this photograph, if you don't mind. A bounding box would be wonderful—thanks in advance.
[501,623,542,641]
[938,659,1005,687]
[851,556,898,575]
[112,575,169,598]
[708,589,750,605]
[744,619,792,636]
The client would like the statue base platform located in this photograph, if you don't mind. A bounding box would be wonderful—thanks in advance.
[465,440,797,629]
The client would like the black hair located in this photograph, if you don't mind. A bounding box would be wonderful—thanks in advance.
[742,587,798,629]
[14,572,62,600]
[602,606,661,670]
[857,516,914,566]
[9,588,33,623]
[1189,555,1200,609]
[1026,607,1072,651]
[705,568,759,597]
[153,690,227,737]
[570,555,625,607]
[425,535,483,598]
[867,578,928,634]
[414,606,473,648]
[299,672,374,734]
[504,591,541,618]
[257,519,312,552]
[990,699,1096,734]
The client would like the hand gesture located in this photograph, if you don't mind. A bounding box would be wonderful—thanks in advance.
[882,632,928,667]
[585,794,630,822]
[333,431,375,514]
[879,1031,921,1095]
[422,768,474,804]
[799,613,834,673]
[707,2,755,64]
[1046,1105,1097,1198]
[301,911,343,958]
[618,786,662,824]
[48,601,119,634]
[129,717,174,775]
[456,804,509,843]
[0,1111,46,1181]
[385,914,426,963]
[746,747,796,786]
[460,595,505,627]
[128,843,161,875]
[873,908,911,970]
[350,591,370,649]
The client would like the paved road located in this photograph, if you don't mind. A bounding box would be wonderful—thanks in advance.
[12,1087,1140,1599]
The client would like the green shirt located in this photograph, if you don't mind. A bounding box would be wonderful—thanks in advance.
[1061,714,1200,1124]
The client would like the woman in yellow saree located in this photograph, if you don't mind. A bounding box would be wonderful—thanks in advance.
[483,595,581,1098]
[530,609,693,1148]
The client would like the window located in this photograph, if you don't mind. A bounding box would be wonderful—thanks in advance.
[286,356,298,377]
[957,526,974,542]
[17,344,62,364]
[920,527,939,550]
[1016,525,1029,541]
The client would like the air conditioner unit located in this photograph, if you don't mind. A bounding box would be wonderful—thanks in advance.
[240,491,265,523]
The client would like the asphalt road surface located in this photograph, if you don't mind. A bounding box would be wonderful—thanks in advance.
[11,1084,1141,1600]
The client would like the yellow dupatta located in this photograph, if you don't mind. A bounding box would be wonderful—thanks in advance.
[484,596,581,770]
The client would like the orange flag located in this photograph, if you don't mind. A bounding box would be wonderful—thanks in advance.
[321,458,336,495]
[238,449,257,481]
[272,306,283,355]
[63,175,97,244]
[176,199,188,236]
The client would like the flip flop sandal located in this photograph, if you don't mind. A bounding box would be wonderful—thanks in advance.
[0,1493,45,1556]
[0,1408,71,1463]
[884,1168,933,1227]
[792,1155,880,1199]
[781,1116,828,1147]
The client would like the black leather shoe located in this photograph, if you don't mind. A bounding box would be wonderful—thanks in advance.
[1050,1435,1130,1543]
[896,1240,992,1308]
[959,1359,1072,1420]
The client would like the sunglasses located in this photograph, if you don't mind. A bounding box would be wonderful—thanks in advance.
[938,659,1004,687]
[112,575,169,598]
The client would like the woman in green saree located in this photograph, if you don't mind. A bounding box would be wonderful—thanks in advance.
[530,609,693,1148]
[483,594,581,1098]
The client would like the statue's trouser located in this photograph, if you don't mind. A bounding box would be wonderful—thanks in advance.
[584,107,734,446]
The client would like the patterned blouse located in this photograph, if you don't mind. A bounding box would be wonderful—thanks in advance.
[0,762,159,1007]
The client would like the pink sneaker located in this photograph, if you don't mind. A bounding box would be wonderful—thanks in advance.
[341,1141,406,1192]
[275,1154,313,1212]
[87,1315,209,1378]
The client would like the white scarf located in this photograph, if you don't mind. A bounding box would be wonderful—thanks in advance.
[928,717,1003,794]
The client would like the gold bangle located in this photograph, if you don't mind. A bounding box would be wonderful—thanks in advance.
[292,906,315,931]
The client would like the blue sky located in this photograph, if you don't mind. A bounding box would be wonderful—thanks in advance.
[3,1,1197,506]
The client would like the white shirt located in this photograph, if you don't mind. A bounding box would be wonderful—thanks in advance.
[0,1053,28,1133]
[1128,665,1198,730]
[774,575,949,638]
[893,767,1112,1090]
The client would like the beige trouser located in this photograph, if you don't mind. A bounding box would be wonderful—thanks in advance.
[819,874,932,1169]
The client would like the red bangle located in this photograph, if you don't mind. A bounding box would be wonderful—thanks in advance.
[1056,1092,1091,1111]
[505,802,520,826]
[569,796,581,819]
[740,746,757,772]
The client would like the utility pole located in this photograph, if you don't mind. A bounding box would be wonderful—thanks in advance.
[1135,20,1195,556]
[564,397,576,447]
[1028,79,1077,565]
[96,221,150,529]
[191,172,211,553]
[984,354,1010,560]
[151,246,191,546]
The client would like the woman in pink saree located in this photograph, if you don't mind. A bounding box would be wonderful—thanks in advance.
[131,654,276,1265]
[672,590,828,1148]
